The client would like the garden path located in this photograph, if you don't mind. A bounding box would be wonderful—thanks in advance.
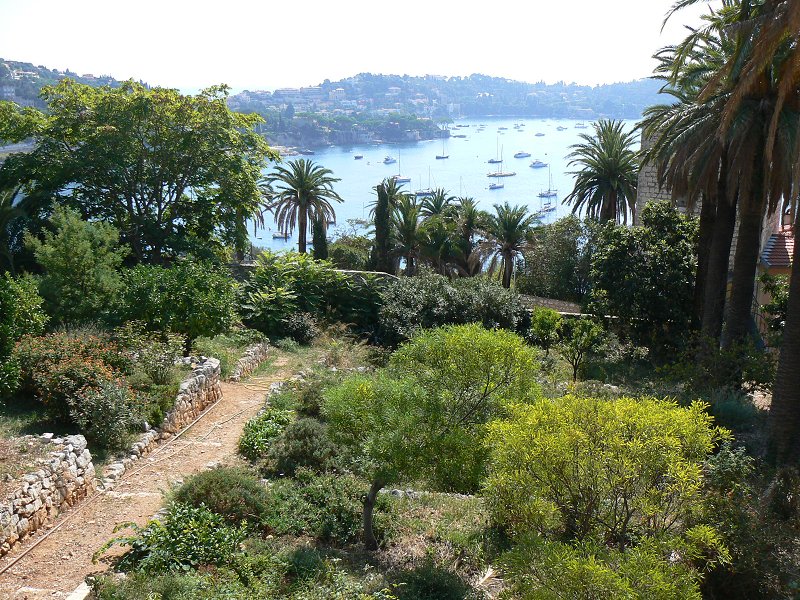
[0,357,290,599]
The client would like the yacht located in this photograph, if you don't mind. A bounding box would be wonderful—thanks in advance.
[383,156,397,164]
[556,126,567,131]
[488,158,502,164]
[530,160,548,168]
[298,149,315,155]
[489,182,504,190]
[393,175,411,183]
[273,232,290,240]
[354,154,363,160]
[535,132,545,137]
[514,151,531,158]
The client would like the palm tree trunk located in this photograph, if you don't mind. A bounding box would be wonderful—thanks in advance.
[721,191,765,350]
[601,190,618,223]
[702,189,738,341]
[693,192,716,330]
[768,228,800,464]
[298,209,308,253]
[502,251,513,288]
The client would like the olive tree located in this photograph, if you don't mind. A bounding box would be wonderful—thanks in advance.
[323,324,539,550]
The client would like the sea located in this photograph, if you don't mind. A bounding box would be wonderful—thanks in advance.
[252,117,638,251]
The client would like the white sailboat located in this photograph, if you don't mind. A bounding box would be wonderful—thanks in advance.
[393,147,411,183]
[537,163,557,198]
[436,127,449,159]
[486,145,516,178]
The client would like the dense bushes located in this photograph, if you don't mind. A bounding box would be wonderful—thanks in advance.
[267,417,339,476]
[106,502,247,574]
[238,251,384,337]
[172,467,271,526]
[378,273,529,346]
[238,406,294,461]
[120,259,237,348]
[0,274,47,398]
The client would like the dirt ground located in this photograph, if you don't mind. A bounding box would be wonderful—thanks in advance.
[0,360,289,599]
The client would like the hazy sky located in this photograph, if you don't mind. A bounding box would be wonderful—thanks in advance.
[0,0,714,92]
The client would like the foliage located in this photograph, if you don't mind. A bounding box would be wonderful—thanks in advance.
[482,202,538,288]
[71,379,138,451]
[527,308,563,356]
[395,560,471,600]
[114,321,184,385]
[588,201,697,355]
[484,395,727,546]
[0,274,47,398]
[262,469,386,546]
[120,259,237,345]
[239,251,384,335]
[311,214,329,260]
[500,533,725,600]
[557,318,606,381]
[27,206,126,326]
[517,216,595,303]
[760,273,788,344]
[282,312,320,345]
[2,80,276,262]
[238,406,294,461]
[172,467,271,527]
[13,332,130,420]
[371,178,396,273]
[378,273,528,346]
[329,234,372,270]
[103,502,247,574]
[267,417,339,476]
[192,329,267,378]
[564,119,640,224]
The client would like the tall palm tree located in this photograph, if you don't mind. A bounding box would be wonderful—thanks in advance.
[483,202,538,288]
[453,197,487,276]
[391,195,423,276]
[564,119,640,224]
[269,159,342,254]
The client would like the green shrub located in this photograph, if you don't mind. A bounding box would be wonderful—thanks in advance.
[13,333,128,420]
[26,206,126,327]
[105,502,247,574]
[72,379,138,451]
[267,418,339,476]
[395,560,470,600]
[0,274,48,398]
[115,321,184,385]
[378,274,528,346]
[263,470,387,545]
[501,534,725,600]
[282,312,319,345]
[485,395,726,545]
[238,406,294,461]
[120,259,237,347]
[172,467,270,526]
[557,317,606,382]
[527,307,563,356]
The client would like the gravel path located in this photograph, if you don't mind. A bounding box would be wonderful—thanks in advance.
[0,362,288,599]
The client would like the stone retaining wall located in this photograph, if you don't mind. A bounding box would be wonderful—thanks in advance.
[0,435,95,556]
[227,343,271,382]
[99,357,222,490]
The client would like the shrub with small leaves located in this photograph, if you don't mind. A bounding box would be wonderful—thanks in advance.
[267,417,339,476]
[238,406,294,461]
[172,467,270,527]
[282,312,319,345]
[115,322,184,385]
[72,379,138,451]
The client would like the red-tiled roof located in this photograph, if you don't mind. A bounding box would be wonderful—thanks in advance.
[761,229,795,268]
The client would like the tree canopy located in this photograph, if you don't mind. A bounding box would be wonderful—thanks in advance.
[0,80,277,263]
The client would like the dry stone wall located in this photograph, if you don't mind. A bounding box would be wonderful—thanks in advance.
[227,343,270,382]
[100,357,222,489]
[0,435,95,556]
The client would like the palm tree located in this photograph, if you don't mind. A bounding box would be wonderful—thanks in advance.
[391,195,423,276]
[483,202,538,288]
[269,159,342,254]
[453,197,487,276]
[564,119,640,224]
[420,188,457,219]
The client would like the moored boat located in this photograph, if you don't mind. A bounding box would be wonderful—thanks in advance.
[514,151,531,158]
[530,159,547,168]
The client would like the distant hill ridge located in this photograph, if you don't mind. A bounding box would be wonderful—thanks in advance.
[229,72,663,120]
[0,59,146,109]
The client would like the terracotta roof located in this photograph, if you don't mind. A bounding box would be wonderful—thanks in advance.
[761,229,795,268]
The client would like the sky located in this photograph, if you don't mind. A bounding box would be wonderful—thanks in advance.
[0,0,715,92]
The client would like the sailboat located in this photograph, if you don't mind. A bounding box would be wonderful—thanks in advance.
[415,168,434,197]
[488,137,502,164]
[537,163,557,198]
[436,127,449,159]
[486,145,516,178]
[393,147,411,183]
